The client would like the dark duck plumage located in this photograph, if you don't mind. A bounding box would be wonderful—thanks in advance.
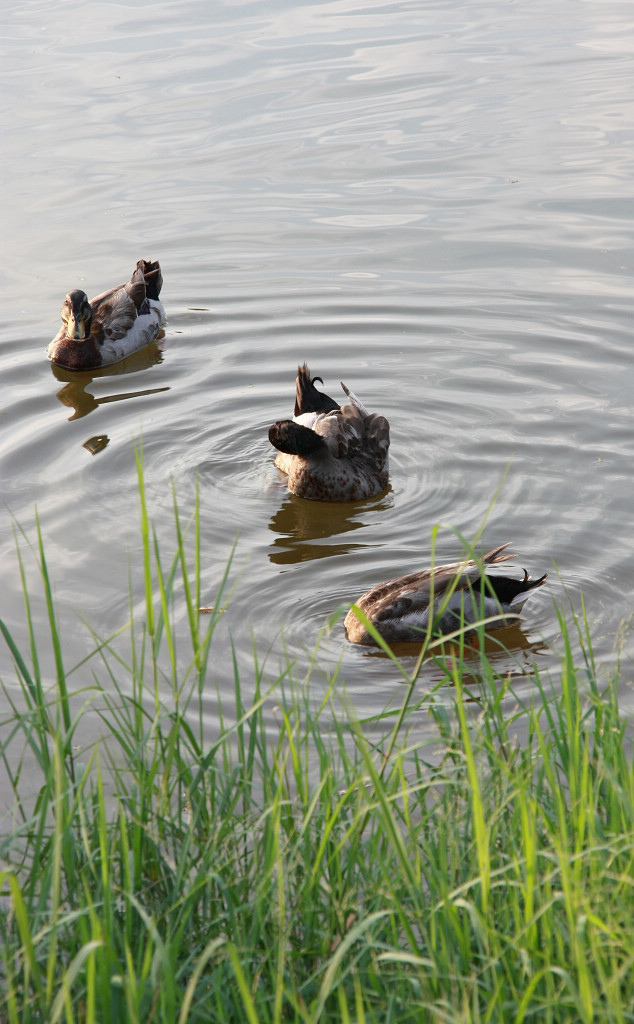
[344,543,548,645]
[48,259,164,370]
[268,363,390,501]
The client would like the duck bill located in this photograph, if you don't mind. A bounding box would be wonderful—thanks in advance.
[67,313,88,340]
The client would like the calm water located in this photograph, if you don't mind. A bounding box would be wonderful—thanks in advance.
[2,0,633,750]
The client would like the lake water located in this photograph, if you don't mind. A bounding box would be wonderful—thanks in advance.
[2,0,633,752]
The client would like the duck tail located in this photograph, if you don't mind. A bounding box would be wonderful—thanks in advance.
[269,420,328,456]
[294,364,340,417]
[138,259,163,301]
[485,569,548,610]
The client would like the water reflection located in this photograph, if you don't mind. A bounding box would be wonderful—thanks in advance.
[49,340,168,421]
[347,621,549,681]
[268,491,394,565]
[3,0,632,740]
[82,434,110,456]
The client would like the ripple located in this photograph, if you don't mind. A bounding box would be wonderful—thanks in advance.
[2,0,634,741]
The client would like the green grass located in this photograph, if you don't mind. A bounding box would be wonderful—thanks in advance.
[1,469,633,1023]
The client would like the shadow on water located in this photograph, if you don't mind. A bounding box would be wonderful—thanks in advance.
[49,339,168,421]
[268,489,394,565]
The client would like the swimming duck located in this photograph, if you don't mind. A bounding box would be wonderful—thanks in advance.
[48,259,164,370]
[269,363,390,501]
[344,543,547,645]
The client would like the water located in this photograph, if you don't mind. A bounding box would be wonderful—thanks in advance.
[2,0,633,747]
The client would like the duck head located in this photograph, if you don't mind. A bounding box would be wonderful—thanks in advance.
[60,290,93,341]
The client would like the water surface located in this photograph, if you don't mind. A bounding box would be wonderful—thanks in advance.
[2,0,633,750]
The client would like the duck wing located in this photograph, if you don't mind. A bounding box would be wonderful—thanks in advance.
[315,405,390,470]
[90,261,159,342]
[358,558,480,624]
[340,380,369,416]
[346,544,544,643]
[89,285,139,342]
[352,544,520,622]
[361,545,516,609]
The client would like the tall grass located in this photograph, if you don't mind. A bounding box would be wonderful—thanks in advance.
[1,471,633,1023]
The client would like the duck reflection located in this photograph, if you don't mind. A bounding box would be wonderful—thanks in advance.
[82,434,110,456]
[346,619,549,678]
[49,338,168,421]
[269,491,394,565]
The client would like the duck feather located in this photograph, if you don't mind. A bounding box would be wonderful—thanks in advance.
[269,363,390,501]
[48,259,164,371]
[345,543,548,644]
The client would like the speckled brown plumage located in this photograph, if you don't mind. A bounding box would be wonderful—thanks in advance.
[269,364,390,502]
[48,259,164,370]
[344,543,548,644]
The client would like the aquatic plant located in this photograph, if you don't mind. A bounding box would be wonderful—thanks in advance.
[1,467,632,1023]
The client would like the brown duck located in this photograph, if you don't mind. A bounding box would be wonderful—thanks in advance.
[269,363,390,501]
[344,543,548,644]
[48,259,164,370]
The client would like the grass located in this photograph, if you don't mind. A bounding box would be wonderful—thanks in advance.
[1,466,633,1023]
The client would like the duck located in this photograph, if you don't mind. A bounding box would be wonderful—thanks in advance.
[344,543,548,645]
[268,363,390,501]
[47,259,165,370]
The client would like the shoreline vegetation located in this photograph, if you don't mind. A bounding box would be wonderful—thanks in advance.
[1,467,633,1022]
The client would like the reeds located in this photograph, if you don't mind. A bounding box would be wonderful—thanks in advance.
[1,472,633,1023]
